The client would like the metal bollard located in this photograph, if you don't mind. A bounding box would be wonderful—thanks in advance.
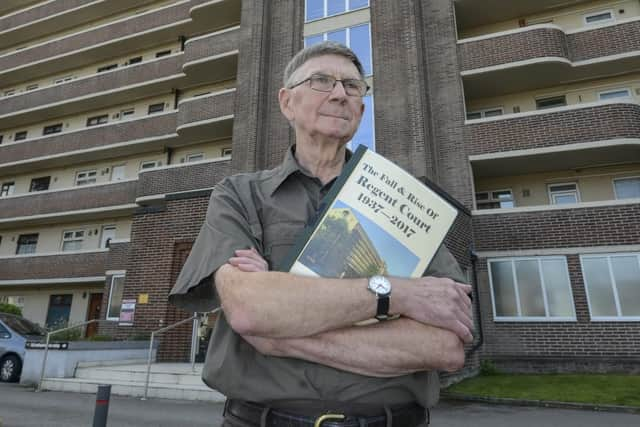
[92,384,112,427]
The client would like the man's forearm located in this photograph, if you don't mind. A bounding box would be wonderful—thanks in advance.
[243,317,465,377]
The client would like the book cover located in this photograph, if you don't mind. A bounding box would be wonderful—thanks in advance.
[281,145,461,278]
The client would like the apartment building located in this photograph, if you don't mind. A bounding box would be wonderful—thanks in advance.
[0,0,637,372]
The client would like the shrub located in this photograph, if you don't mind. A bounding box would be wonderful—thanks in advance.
[0,303,22,316]
[479,359,501,376]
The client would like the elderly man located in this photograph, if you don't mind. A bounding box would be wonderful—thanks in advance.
[169,41,472,427]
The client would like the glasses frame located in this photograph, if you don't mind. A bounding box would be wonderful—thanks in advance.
[288,73,369,97]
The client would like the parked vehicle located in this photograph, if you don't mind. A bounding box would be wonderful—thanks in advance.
[0,313,46,382]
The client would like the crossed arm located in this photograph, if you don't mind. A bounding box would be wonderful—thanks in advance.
[214,248,473,376]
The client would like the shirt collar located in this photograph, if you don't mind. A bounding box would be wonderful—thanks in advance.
[268,145,352,196]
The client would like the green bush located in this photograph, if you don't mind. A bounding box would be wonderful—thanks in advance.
[0,303,22,316]
[479,359,501,376]
[47,320,83,341]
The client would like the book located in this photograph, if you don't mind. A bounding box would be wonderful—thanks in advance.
[281,145,463,279]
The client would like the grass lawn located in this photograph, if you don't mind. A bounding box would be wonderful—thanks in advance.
[445,374,640,407]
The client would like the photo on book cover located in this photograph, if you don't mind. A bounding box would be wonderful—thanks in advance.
[298,200,420,279]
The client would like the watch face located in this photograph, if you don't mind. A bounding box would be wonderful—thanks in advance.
[370,276,391,295]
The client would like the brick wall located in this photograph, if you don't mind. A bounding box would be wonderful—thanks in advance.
[466,103,640,155]
[568,19,640,61]
[137,159,231,197]
[184,27,240,64]
[0,251,107,280]
[473,203,640,251]
[177,91,235,128]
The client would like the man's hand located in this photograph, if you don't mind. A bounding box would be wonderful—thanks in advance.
[228,248,268,272]
[391,277,473,344]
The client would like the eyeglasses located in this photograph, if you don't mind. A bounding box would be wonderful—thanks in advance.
[289,74,369,97]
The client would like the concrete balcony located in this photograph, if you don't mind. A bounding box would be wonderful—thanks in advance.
[183,26,239,83]
[177,89,235,142]
[0,113,179,176]
[0,250,108,283]
[189,0,241,33]
[0,1,192,87]
[0,0,159,50]
[0,54,184,129]
[466,101,640,177]
[0,1,40,16]
[472,201,640,252]
[460,19,640,98]
[0,180,138,230]
[137,158,231,199]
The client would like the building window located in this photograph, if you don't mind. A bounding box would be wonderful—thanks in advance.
[100,225,117,248]
[16,233,38,255]
[86,114,108,126]
[536,95,566,110]
[4,89,15,97]
[548,182,579,204]
[613,177,640,199]
[26,83,38,91]
[305,23,372,76]
[97,63,118,73]
[584,10,614,25]
[475,189,514,209]
[155,50,171,58]
[489,257,575,321]
[305,0,369,22]
[127,56,142,65]
[221,147,232,157]
[53,75,74,85]
[1,182,15,197]
[45,294,73,329]
[120,108,135,118]
[111,164,126,181]
[581,253,640,320]
[349,94,375,151]
[14,131,27,141]
[148,103,165,114]
[61,230,85,251]
[43,123,63,135]
[598,88,631,101]
[107,275,126,320]
[0,134,3,144]
[186,153,204,162]
[29,176,51,192]
[75,170,97,186]
[466,107,503,120]
[140,160,160,170]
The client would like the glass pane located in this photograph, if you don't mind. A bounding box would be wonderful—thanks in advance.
[306,0,324,20]
[611,256,640,316]
[586,12,612,23]
[484,109,503,117]
[327,29,347,45]
[62,240,82,251]
[490,261,518,316]
[614,178,640,199]
[350,95,374,151]
[553,193,578,204]
[349,24,372,76]
[327,0,345,16]
[542,259,574,317]
[515,260,545,316]
[304,34,324,47]
[349,0,368,9]
[583,257,617,316]
[108,276,125,319]
[599,90,630,100]
[466,112,482,120]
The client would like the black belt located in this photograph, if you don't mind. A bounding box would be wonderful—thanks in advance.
[224,399,428,427]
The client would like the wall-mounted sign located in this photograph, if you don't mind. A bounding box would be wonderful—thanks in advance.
[119,299,136,325]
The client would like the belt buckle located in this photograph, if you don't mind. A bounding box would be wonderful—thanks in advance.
[313,413,345,427]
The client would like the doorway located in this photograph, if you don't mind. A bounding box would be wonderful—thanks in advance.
[85,293,103,338]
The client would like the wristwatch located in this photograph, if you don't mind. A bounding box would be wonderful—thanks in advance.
[367,275,392,320]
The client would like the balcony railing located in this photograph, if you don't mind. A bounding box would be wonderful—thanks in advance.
[137,158,231,198]
[0,250,108,281]
[178,89,235,128]
[0,113,178,172]
[465,101,640,156]
[0,180,138,221]
[184,26,240,66]
[0,55,183,127]
[472,201,640,251]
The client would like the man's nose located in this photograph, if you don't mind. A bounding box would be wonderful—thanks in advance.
[328,80,348,99]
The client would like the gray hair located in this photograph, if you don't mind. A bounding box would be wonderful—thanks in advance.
[283,41,366,88]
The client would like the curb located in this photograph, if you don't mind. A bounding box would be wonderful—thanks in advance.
[441,392,640,414]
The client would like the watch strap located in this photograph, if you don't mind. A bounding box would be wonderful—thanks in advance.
[375,295,390,320]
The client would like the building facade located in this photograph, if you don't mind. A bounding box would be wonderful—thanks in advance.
[0,0,638,373]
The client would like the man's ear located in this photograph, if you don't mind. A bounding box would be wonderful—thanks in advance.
[278,88,295,121]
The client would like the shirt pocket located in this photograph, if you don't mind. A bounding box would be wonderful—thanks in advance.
[263,220,306,271]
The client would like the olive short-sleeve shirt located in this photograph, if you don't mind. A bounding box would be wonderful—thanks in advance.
[169,146,466,408]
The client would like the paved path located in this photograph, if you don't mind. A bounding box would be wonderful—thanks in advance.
[0,383,638,426]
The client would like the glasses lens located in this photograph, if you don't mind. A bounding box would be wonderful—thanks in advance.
[310,75,336,92]
[309,75,367,96]
[342,79,367,97]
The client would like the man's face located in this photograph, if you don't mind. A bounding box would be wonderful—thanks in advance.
[279,54,365,144]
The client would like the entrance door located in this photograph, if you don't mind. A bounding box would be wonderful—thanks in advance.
[85,293,103,338]
[100,226,117,248]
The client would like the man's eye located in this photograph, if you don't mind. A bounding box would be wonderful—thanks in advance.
[343,80,360,90]
[314,75,333,84]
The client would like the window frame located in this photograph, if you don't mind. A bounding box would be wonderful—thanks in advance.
[584,10,614,25]
[581,253,640,321]
[155,50,172,58]
[97,63,118,73]
[466,107,504,120]
[140,160,160,170]
[548,182,580,205]
[221,147,232,157]
[475,189,515,210]
[106,274,126,320]
[14,130,28,141]
[86,114,109,127]
[305,0,370,22]
[535,95,567,110]
[61,229,85,252]
[42,123,63,135]
[29,176,51,192]
[16,233,39,255]
[598,88,631,101]
[488,256,576,322]
[185,153,205,163]
[0,181,15,197]
[75,169,97,186]
[147,103,165,114]
[613,176,640,200]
